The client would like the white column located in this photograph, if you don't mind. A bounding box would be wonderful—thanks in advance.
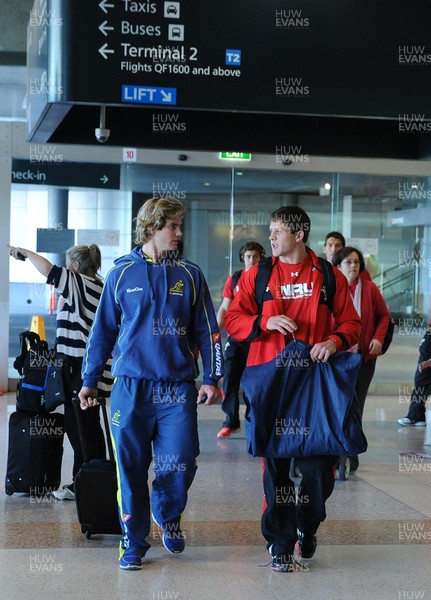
[342,195,352,238]
[96,190,132,275]
[0,123,12,392]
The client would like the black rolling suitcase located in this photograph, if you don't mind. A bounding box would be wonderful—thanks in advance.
[73,397,122,538]
[5,411,64,496]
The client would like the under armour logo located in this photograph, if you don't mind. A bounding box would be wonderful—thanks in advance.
[291,272,299,277]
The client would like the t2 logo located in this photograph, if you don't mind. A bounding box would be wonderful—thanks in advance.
[225,49,241,66]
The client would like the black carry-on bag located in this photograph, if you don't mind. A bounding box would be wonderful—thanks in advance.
[73,397,122,538]
[13,330,51,413]
[5,411,64,496]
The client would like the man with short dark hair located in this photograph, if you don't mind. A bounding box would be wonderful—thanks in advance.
[225,206,361,573]
[79,197,223,570]
[216,241,266,438]
[323,231,345,262]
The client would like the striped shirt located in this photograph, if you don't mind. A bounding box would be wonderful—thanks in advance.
[47,265,112,394]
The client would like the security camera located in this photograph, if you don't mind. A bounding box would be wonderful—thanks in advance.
[95,127,110,143]
[95,106,110,143]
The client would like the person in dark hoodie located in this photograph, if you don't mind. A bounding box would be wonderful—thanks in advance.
[78,197,223,571]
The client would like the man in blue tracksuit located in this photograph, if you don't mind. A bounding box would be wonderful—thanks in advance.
[79,197,223,570]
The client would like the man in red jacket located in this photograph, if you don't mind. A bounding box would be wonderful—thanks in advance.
[224,206,361,573]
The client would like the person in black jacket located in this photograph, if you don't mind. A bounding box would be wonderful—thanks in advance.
[397,325,431,427]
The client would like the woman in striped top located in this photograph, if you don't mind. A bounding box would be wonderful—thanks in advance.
[8,243,109,501]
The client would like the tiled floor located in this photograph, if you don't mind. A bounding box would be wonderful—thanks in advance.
[0,392,430,600]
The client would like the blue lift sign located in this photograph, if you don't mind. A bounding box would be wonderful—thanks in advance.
[122,85,177,105]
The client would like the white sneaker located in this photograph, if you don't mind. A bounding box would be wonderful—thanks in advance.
[52,486,75,501]
[397,417,426,427]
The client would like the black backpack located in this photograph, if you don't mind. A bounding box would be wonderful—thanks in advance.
[13,331,52,413]
[254,256,336,312]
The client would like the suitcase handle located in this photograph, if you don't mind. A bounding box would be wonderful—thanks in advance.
[72,397,116,464]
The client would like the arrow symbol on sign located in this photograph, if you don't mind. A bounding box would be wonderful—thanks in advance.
[100,175,109,184]
[99,20,114,36]
[99,43,115,59]
[99,0,114,14]
[160,90,172,103]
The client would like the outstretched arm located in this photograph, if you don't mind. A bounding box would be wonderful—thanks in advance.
[8,245,53,277]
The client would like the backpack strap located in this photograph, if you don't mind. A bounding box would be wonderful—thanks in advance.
[255,256,274,314]
[316,257,336,312]
[243,257,273,341]
[231,270,242,293]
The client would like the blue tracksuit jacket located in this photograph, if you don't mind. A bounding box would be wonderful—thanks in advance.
[82,248,223,388]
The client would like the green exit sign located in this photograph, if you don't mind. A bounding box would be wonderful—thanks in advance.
[219,152,252,161]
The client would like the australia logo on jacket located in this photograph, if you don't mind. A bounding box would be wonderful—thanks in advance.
[169,280,184,296]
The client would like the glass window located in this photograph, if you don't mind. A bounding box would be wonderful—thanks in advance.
[10,165,429,396]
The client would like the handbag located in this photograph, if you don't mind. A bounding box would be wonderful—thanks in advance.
[240,340,367,458]
[43,355,66,412]
[381,318,395,354]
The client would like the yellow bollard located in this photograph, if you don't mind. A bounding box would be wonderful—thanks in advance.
[30,315,46,341]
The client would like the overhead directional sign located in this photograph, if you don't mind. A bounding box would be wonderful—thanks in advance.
[26,0,431,144]
[11,159,121,190]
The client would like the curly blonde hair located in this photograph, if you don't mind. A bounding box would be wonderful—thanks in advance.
[134,197,185,244]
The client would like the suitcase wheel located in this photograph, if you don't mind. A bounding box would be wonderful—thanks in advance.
[81,524,93,539]
[5,480,14,495]
[338,457,350,481]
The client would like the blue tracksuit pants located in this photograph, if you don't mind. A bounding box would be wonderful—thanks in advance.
[110,377,200,554]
